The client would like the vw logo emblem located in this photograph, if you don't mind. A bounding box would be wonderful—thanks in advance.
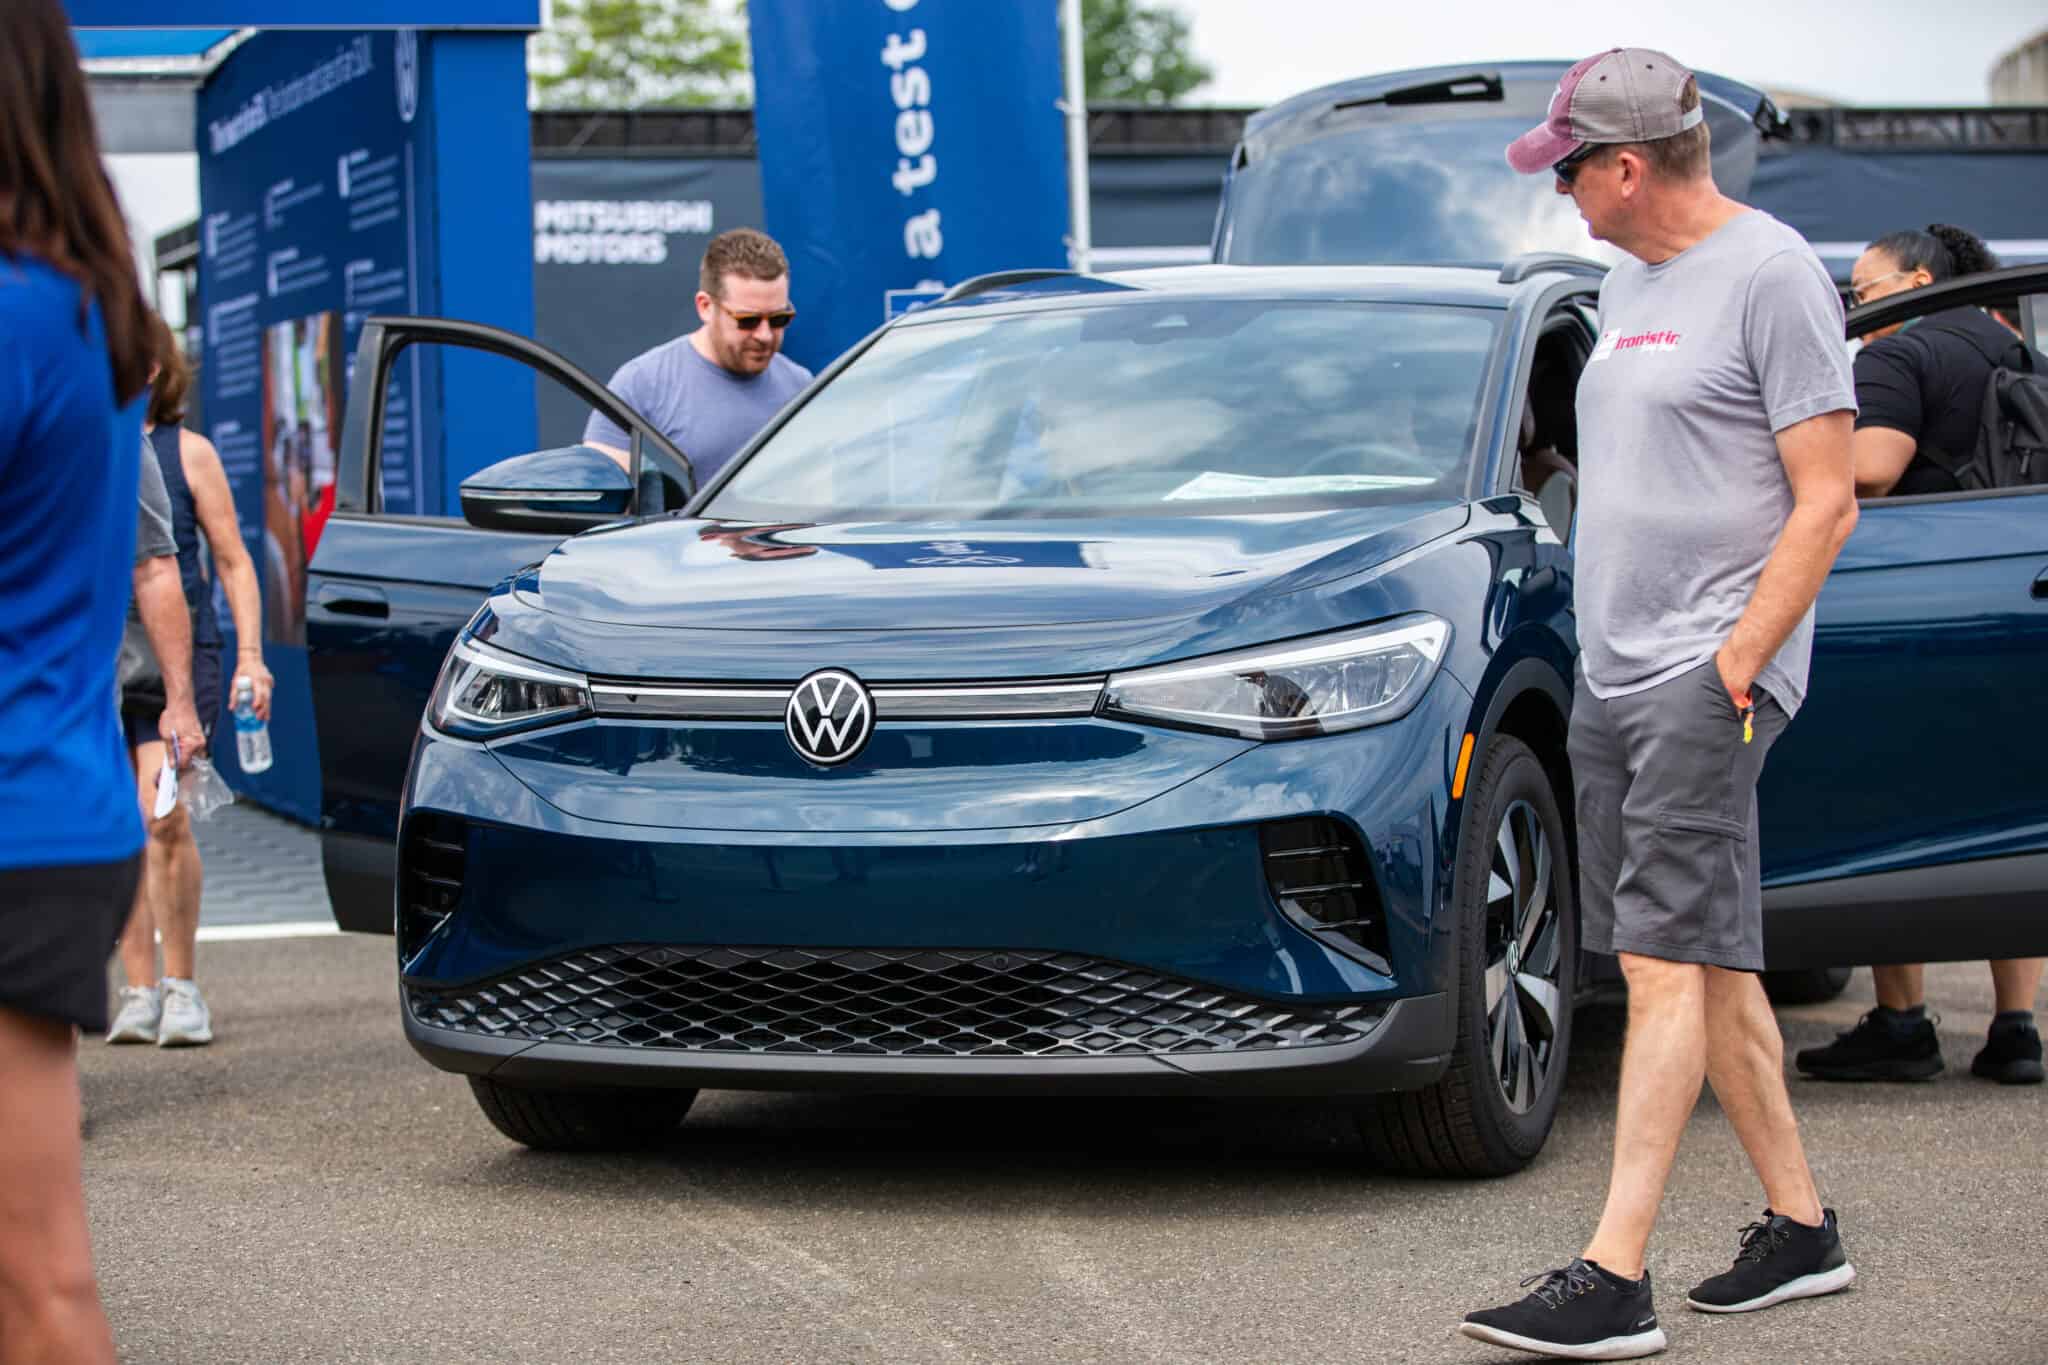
[785,669,875,767]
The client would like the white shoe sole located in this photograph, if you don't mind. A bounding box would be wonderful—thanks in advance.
[1458,1322,1668,1359]
[1686,1262,1856,1314]
[156,1023,213,1047]
[106,1023,157,1044]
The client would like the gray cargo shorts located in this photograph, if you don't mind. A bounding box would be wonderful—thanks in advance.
[1569,658,1791,972]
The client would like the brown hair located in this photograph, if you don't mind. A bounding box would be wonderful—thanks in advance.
[1621,76,1712,182]
[146,311,191,428]
[0,0,154,404]
[700,227,790,298]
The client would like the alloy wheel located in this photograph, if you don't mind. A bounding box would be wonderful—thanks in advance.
[1484,799,1564,1114]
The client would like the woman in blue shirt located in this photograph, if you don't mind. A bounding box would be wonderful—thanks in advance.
[0,4,161,1359]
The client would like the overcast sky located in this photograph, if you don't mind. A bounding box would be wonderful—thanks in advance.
[1172,0,2045,107]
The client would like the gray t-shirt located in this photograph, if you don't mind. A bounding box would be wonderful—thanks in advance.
[120,437,178,690]
[1574,210,1855,717]
[134,437,175,563]
[583,333,812,488]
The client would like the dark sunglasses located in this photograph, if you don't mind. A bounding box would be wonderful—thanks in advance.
[1552,143,1601,187]
[715,299,796,331]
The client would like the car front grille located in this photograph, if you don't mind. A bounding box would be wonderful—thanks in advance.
[408,945,1381,1059]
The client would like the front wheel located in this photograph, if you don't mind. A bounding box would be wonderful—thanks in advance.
[1356,735,1576,1176]
[468,1077,697,1151]
[1762,965,1854,1006]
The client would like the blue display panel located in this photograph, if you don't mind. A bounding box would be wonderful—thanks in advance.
[194,29,438,819]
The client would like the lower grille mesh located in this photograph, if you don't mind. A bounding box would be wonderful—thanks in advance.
[408,945,1379,1058]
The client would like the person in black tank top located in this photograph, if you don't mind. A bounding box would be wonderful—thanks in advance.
[104,316,277,1052]
[1795,225,2046,1086]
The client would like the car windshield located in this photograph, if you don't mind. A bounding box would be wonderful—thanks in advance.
[1220,120,1618,266]
[702,299,1499,522]
[1215,83,1763,267]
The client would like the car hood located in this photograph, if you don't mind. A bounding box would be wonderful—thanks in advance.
[521,504,1467,631]
[493,503,1469,678]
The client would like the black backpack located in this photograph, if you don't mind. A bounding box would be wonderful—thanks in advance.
[1919,324,2048,490]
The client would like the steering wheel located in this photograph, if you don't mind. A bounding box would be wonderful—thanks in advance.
[1298,441,1441,480]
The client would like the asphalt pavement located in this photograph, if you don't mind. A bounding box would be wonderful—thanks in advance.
[79,937,2047,1365]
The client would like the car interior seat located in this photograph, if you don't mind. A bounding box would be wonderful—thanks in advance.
[1519,400,1577,540]
[1519,329,1589,540]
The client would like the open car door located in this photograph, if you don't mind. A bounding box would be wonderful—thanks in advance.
[1760,264,2048,967]
[310,317,692,931]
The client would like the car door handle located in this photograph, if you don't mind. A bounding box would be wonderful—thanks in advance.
[314,584,390,619]
[2035,568,2048,601]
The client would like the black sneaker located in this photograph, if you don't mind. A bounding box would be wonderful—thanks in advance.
[1461,1259,1666,1360]
[1794,1010,1942,1081]
[1971,1022,2045,1085]
[1686,1209,1855,1314]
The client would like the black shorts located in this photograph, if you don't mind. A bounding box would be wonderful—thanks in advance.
[0,856,142,1032]
[120,643,223,749]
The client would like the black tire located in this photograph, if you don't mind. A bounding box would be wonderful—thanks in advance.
[467,1077,697,1151]
[1356,735,1576,1176]
[1762,965,1854,1006]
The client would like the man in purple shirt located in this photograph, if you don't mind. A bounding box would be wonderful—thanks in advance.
[583,227,813,487]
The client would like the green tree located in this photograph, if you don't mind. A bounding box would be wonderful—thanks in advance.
[529,0,748,109]
[1083,0,1212,106]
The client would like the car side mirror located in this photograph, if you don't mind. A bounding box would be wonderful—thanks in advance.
[459,446,634,534]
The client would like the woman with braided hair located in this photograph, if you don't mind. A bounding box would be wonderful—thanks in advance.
[1794,222,2047,1086]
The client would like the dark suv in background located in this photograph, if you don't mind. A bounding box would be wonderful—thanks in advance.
[1210,61,1784,270]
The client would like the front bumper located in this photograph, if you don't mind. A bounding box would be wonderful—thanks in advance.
[407,985,1452,1097]
[397,672,1472,1097]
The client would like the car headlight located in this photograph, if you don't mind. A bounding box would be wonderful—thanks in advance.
[1101,616,1450,740]
[428,636,591,739]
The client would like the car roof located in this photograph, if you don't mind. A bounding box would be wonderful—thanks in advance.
[1241,60,1775,158]
[903,263,1592,325]
[1243,61,1573,146]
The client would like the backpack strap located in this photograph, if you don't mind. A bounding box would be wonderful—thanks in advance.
[1923,318,2046,377]
[1916,320,2015,372]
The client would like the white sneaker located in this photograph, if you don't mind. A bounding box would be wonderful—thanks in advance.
[106,985,161,1044]
[157,978,214,1047]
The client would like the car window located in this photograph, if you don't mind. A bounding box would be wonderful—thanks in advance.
[361,339,689,519]
[1221,120,1621,268]
[704,300,1500,523]
[1215,80,1765,268]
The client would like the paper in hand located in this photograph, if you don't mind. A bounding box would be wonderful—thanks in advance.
[152,736,180,819]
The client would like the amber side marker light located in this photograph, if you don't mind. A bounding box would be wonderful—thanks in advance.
[1451,732,1476,800]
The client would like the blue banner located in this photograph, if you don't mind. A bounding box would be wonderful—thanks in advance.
[194,28,439,821]
[746,0,1070,372]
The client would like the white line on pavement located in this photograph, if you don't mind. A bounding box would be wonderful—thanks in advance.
[196,920,342,942]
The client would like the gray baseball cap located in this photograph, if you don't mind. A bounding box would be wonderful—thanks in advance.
[1505,48,1704,175]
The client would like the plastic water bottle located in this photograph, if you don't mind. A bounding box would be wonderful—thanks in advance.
[232,677,272,774]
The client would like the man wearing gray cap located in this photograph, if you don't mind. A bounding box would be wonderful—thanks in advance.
[1459,49,1861,1360]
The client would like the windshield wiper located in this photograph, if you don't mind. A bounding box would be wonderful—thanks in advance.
[1334,73,1503,111]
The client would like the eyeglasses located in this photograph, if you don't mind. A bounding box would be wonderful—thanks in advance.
[1847,270,1915,306]
[1552,143,1602,187]
[714,299,797,332]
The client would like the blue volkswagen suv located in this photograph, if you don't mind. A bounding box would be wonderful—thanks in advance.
[309,258,2048,1174]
